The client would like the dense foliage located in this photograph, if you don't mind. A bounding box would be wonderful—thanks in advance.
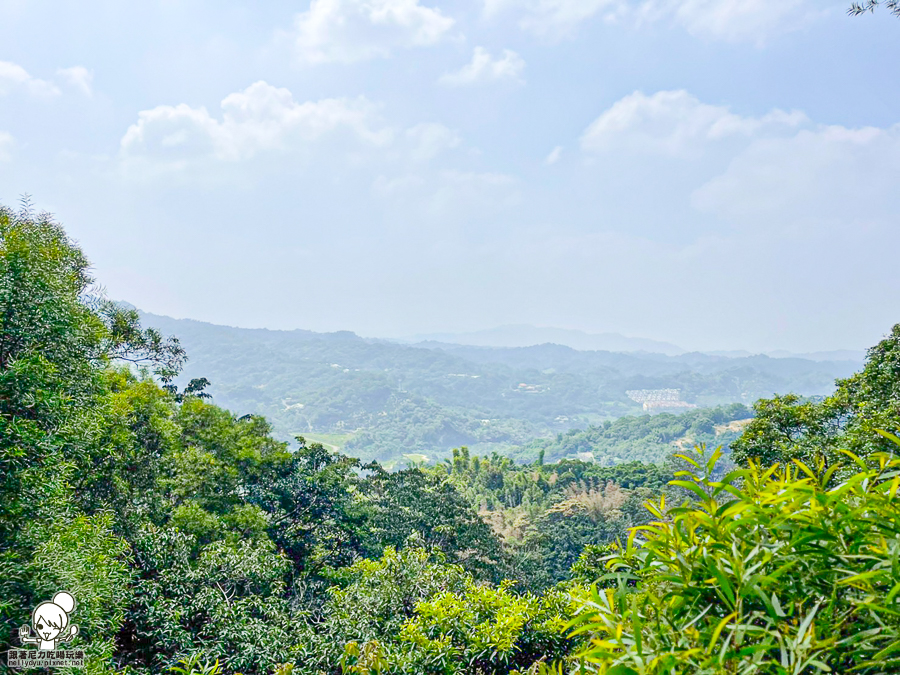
[0,203,184,671]
[733,325,900,468]
[431,450,671,589]
[298,545,573,674]
[568,444,900,674]
[512,404,752,465]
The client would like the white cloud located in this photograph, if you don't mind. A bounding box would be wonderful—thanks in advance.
[580,90,806,158]
[638,0,816,43]
[485,0,624,38]
[577,89,900,249]
[0,61,94,98]
[692,123,900,227]
[57,66,93,96]
[120,81,465,178]
[120,81,393,166]
[404,123,461,160]
[485,0,818,42]
[438,47,525,86]
[0,132,13,161]
[545,145,563,164]
[288,0,455,64]
[0,60,60,97]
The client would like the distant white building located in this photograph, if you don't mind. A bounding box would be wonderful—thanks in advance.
[626,388,697,413]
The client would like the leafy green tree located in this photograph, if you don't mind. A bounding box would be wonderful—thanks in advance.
[73,369,180,533]
[122,525,296,674]
[247,438,367,581]
[567,444,900,673]
[302,542,572,675]
[732,325,900,468]
[0,202,182,649]
[24,512,133,671]
[395,580,572,675]
[359,466,504,580]
[165,397,291,526]
[297,544,471,672]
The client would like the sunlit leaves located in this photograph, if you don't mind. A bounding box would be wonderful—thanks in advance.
[568,443,900,674]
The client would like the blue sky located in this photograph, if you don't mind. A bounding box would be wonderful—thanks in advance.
[1,0,898,352]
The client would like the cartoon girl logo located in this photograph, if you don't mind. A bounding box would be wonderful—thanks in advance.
[18,592,79,651]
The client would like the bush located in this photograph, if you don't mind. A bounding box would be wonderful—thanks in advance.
[122,525,296,674]
[297,543,470,672]
[568,442,900,674]
[25,512,134,672]
[397,580,572,674]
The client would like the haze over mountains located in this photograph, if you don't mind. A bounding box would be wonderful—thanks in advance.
[401,325,866,362]
[401,325,685,355]
[137,309,863,465]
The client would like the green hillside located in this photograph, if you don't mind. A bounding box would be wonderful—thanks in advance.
[513,403,753,464]
[140,311,856,463]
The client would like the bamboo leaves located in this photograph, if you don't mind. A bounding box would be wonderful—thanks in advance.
[568,442,900,674]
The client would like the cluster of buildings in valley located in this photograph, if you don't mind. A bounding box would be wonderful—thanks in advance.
[626,388,697,414]
[517,382,544,393]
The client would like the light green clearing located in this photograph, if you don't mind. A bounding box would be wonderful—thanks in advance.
[295,432,355,452]
[380,453,431,472]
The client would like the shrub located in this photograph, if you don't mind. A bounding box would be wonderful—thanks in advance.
[568,442,900,674]
[397,580,572,674]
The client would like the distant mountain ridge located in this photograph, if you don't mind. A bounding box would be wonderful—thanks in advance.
[127,306,860,363]
[402,325,864,362]
[706,349,866,362]
[133,309,864,464]
[401,325,685,356]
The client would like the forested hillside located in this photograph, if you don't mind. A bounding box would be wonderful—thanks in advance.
[6,204,900,674]
[513,404,752,464]
[139,311,856,463]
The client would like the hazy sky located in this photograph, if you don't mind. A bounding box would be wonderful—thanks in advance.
[1,0,898,353]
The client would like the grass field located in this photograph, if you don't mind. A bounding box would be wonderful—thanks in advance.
[294,432,356,452]
[379,453,431,471]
